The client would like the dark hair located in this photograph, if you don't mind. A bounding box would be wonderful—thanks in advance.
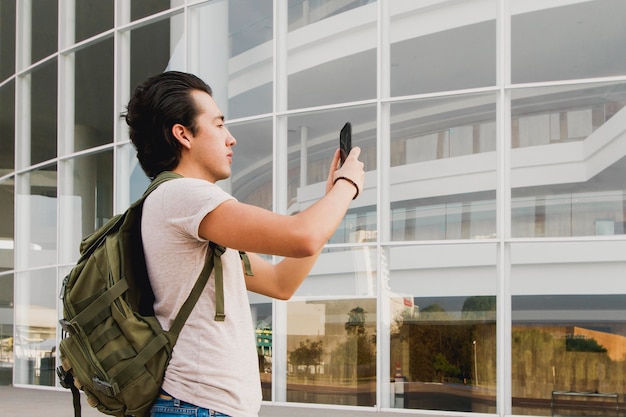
[124,71,213,179]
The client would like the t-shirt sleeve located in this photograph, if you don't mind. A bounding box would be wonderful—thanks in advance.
[153,178,236,241]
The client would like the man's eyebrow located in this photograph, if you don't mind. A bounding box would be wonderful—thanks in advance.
[215,115,225,122]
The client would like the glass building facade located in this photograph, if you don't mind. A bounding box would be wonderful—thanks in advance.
[1,1,626,416]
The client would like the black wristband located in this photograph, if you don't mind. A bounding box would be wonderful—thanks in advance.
[333,176,359,200]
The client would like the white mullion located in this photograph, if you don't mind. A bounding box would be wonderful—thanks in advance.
[496,0,512,416]
[114,0,132,214]
[272,0,289,404]
[377,0,391,410]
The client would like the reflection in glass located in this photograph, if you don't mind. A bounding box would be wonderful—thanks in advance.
[390,0,496,96]
[25,60,58,166]
[389,243,497,412]
[286,299,376,406]
[13,268,57,386]
[71,38,114,153]
[390,93,497,241]
[251,301,272,401]
[225,0,273,118]
[130,14,184,94]
[228,119,273,208]
[0,0,15,82]
[511,0,626,83]
[0,178,15,273]
[74,0,113,44]
[0,81,15,171]
[15,166,57,269]
[130,0,173,22]
[0,273,13,384]
[286,106,377,244]
[512,294,626,417]
[28,0,58,65]
[287,1,376,109]
[59,152,113,264]
[511,83,626,237]
[391,296,496,412]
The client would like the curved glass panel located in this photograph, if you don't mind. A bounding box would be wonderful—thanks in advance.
[390,0,497,96]
[287,1,377,110]
[0,80,14,172]
[390,92,497,241]
[13,268,57,386]
[74,0,114,43]
[59,151,113,265]
[15,165,57,269]
[389,242,497,412]
[0,0,15,82]
[286,105,377,244]
[65,38,114,154]
[26,0,58,65]
[214,0,273,119]
[129,13,184,92]
[19,59,58,167]
[227,118,273,208]
[130,0,178,22]
[511,241,626,416]
[512,0,626,83]
[511,82,626,238]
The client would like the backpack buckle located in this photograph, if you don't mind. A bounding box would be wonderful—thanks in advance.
[92,376,120,397]
[59,319,78,335]
[56,366,73,389]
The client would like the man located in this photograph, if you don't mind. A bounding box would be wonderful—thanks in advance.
[124,71,365,417]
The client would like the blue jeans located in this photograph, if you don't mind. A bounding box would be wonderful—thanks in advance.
[150,394,231,417]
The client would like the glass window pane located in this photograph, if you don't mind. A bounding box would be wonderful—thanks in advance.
[21,60,57,167]
[15,165,57,269]
[389,243,497,412]
[511,82,626,238]
[390,93,497,241]
[14,268,57,386]
[68,38,114,153]
[511,0,626,84]
[227,118,273,207]
[250,297,272,401]
[286,106,377,244]
[130,0,174,22]
[511,241,626,416]
[130,13,184,93]
[29,0,58,64]
[0,80,14,171]
[390,0,496,96]
[59,151,113,264]
[0,0,16,81]
[74,0,114,43]
[217,0,273,118]
[116,144,150,213]
[286,298,377,407]
[0,272,13,384]
[287,1,376,110]
[0,178,14,272]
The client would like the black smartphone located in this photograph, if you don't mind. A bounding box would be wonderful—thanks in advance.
[339,122,352,166]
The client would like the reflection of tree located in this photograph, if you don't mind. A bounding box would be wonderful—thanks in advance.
[331,306,376,382]
[289,339,323,377]
[392,297,496,386]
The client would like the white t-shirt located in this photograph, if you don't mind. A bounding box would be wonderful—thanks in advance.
[142,177,262,417]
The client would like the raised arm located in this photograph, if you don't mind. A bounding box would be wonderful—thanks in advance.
[199,147,364,298]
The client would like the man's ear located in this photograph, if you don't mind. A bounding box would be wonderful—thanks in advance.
[172,123,191,149]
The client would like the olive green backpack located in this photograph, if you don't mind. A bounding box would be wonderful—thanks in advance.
[57,171,251,417]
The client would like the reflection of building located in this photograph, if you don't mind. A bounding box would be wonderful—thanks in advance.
[2,1,626,416]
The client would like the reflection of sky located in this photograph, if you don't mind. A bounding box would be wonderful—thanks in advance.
[130,163,150,202]
[513,294,626,311]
